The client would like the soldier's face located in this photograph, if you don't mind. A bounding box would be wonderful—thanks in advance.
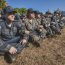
[30,13,35,18]
[56,14,59,16]
[48,14,52,17]
[37,14,41,18]
[6,13,15,21]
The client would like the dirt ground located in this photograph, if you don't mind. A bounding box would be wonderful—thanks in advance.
[0,28,65,65]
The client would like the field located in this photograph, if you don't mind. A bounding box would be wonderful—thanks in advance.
[0,28,65,65]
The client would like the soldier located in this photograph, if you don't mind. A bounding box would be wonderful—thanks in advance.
[50,9,62,35]
[15,14,21,21]
[24,8,41,47]
[54,9,64,29]
[61,13,65,26]
[34,11,42,24]
[34,10,47,39]
[50,16,61,35]
[20,14,26,21]
[0,6,28,63]
[20,14,27,25]
[41,11,53,37]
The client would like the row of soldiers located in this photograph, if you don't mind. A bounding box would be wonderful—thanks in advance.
[18,8,65,44]
[0,6,65,63]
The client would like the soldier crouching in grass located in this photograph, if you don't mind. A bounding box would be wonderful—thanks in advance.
[0,6,28,63]
[24,8,41,47]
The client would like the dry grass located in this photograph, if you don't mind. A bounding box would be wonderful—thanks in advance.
[0,28,65,65]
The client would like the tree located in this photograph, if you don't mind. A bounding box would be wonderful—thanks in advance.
[14,8,27,14]
[0,0,6,10]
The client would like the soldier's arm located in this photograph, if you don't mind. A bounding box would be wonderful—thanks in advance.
[15,21,29,40]
[14,21,25,34]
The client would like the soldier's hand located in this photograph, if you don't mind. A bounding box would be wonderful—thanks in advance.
[25,30,30,34]
[39,25,43,28]
[9,47,17,54]
[20,39,27,45]
[39,29,43,32]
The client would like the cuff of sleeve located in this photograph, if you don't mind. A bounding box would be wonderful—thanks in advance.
[23,34,29,40]
[5,44,12,51]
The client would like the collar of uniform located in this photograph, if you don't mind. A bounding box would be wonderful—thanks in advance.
[4,21,13,28]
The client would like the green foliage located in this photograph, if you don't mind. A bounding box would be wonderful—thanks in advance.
[14,8,27,14]
[0,0,6,9]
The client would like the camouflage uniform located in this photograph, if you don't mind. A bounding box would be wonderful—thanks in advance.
[24,18,40,40]
[54,9,64,29]
[34,10,47,39]
[41,16,53,37]
[21,18,40,47]
[56,15,64,29]
[0,20,29,54]
[61,15,65,26]
[50,15,61,34]
[36,18,47,39]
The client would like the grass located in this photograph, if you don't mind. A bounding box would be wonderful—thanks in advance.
[0,28,65,65]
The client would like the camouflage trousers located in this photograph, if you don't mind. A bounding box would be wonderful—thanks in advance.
[0,36,26,54]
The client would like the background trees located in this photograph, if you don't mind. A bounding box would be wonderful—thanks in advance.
[0,0,6,10]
